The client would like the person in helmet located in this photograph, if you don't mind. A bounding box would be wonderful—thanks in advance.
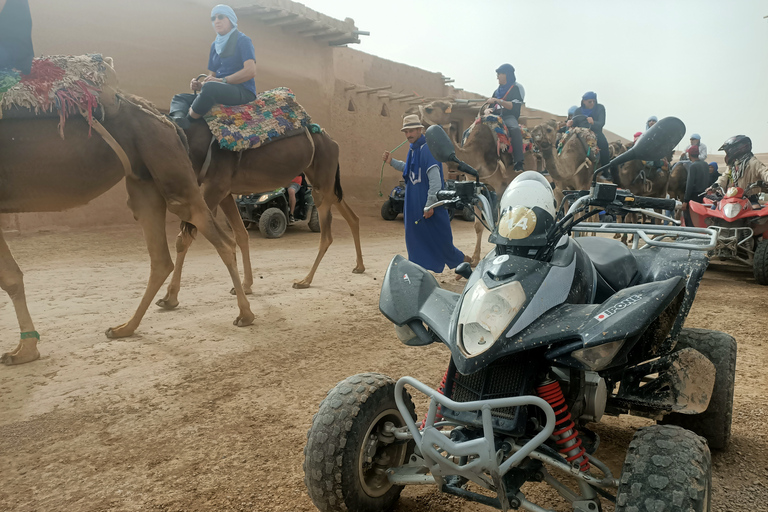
[486,63,526,171]
[681,133,707,161]
[710,135,768,194]
[489,171,557,258]
[568,91,610,168]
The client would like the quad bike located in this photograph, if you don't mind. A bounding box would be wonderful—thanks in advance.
[236,181,320,238]
[684,182,768,284]
[381,179,471,221]
[304,118,734,512]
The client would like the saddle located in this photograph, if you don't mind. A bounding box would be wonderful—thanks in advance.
[462,113,512,155]
[557,128,600,164]
[203,87,315,151]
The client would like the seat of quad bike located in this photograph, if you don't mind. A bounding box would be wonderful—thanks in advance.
[576,237,639,295]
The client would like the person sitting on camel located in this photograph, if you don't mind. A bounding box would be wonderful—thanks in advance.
[0,0,34,75]
[486,63,526,172]
[170,4,257,129]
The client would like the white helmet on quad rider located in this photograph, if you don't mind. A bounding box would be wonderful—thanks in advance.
[489,171,557,253]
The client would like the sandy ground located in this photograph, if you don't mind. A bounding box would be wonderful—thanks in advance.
[1,210,767,512]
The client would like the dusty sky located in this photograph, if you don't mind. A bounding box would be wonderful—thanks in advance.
[301,0,768,154]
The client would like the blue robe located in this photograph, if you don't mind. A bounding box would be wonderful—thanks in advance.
[403,135,465,272]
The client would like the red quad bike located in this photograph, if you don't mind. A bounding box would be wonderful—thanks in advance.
[685,182,768,285]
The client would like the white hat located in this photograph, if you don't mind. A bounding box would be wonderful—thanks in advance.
[401,114,424,132]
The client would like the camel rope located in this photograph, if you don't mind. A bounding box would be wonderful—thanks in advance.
[78,107,135,179]
[304,126,316,169]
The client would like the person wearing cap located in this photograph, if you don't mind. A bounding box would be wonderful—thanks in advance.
[682,134,707,161]
[568,91,610,167]
[382,115,469,272]
[486,64,526,171]
[169,4,257,129]
[681,146,711,224]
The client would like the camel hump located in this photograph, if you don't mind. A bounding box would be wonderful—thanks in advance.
[203,87,315,152]
[1,54,114,128]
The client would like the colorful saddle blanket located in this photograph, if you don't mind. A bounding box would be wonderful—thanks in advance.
[462,114,511,154]
[557,127,600,164]
[0,54,107,129]
[204,87,312,151]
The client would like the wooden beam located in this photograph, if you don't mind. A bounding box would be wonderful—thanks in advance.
[354,85,392,95]
[314,30,347,41]
[391,93,417,100]
[344,84,357,91]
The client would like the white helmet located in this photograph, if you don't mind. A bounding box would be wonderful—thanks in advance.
[489,171,557,248]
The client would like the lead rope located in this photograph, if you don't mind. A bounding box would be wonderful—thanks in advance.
[379,139,408,197]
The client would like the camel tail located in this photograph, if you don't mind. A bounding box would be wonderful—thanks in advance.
[334,163,343,202]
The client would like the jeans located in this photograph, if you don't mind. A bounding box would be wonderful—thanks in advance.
[502,116,525,170]
[170,82,256,117]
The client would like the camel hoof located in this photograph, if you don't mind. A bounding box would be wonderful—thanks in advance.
[233,314,255,327]
[1,340,40,366]
[352,266,365,274]
[292,280,311,289]
[156,297,179,310]
[230,287,253,296]
[105,325,135,339]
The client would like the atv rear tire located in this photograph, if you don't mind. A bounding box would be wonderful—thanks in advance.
[381,199,398,221]
[259,207,287,238]
[753,238,768,285]
[616,425,711,512]
[304,373,416,512]
[660,328,736,450]
[308,206,321,232]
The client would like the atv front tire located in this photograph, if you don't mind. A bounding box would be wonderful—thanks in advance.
[660,328,736,450]
[461,206,475,222]
[381,199,398,221]
[304,373,416,512]
[308,206,321,232]
[259,207,287,238]
[616,425,711,512]
[754,238,768,285]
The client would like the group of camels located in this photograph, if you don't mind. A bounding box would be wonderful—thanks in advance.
[0,57,364,365]
[416,100,683,263]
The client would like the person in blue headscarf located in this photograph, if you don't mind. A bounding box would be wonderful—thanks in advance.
[487,64,526,171]
[707,161,720,184]
[382,115,469,272]
[569,91,609,167]
[0,0,34,75]
[170,4,257,129]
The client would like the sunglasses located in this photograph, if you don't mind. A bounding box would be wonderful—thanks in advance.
[211,14,228,21]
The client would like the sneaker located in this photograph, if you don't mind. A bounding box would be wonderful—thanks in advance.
[289,214,295,223]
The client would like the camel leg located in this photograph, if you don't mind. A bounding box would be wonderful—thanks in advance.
[333,198,365,274]
[156,226,195,310]
[0,228,40,365]
[219,195,254,295]
[293,200,333,289]
[471,206,484,266]
[106,178,176,338]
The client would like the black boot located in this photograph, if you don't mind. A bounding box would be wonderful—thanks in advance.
[169,111,191,130]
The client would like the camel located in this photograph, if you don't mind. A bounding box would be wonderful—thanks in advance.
[154,116,365,311]
[530,119,600,205]
[667,161,688,203]
[0,60,254,366]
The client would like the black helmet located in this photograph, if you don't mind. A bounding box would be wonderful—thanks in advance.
[719,135,752,165]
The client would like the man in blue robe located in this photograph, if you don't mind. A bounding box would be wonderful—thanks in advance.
[383,115,468,272]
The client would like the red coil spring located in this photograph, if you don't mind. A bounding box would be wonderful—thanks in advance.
[421,367,451,429]
[536,381,590,472]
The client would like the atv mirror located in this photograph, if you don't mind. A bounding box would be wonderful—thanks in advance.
[592,117,686,184]
[425,125,457,163]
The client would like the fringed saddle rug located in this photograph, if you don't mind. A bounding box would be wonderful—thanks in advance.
[557,127,600,164]
[462,114,511,155]
[204,87,313,151]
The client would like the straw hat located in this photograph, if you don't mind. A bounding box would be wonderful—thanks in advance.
[401,114,424,132]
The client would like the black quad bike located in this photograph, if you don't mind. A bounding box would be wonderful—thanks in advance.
[304,118,734,512]
[236,181,320,238]
[381,179,473,221]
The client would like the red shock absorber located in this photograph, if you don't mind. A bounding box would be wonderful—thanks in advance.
[536,380,590,472]
[421,367,451,429]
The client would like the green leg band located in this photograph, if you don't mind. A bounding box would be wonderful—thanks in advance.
[20,331,40,340]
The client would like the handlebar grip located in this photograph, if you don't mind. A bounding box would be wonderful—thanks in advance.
[436,190,456,201]
[630,196,677,210]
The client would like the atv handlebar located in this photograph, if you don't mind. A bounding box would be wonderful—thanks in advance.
[628,196,678,211]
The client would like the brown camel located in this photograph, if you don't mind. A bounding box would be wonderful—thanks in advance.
[668,161,688,202]
[530,119,600,204]
[0,63,254,366]
[155,119,365,310]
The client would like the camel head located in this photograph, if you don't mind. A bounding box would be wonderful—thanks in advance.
[530,119,559,150]
[418,100,453,127]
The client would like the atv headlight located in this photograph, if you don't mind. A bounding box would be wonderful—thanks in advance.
[258,194,271,203]
[572,340,625,370]
[722,202,742,219]
[458,279,526,357]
